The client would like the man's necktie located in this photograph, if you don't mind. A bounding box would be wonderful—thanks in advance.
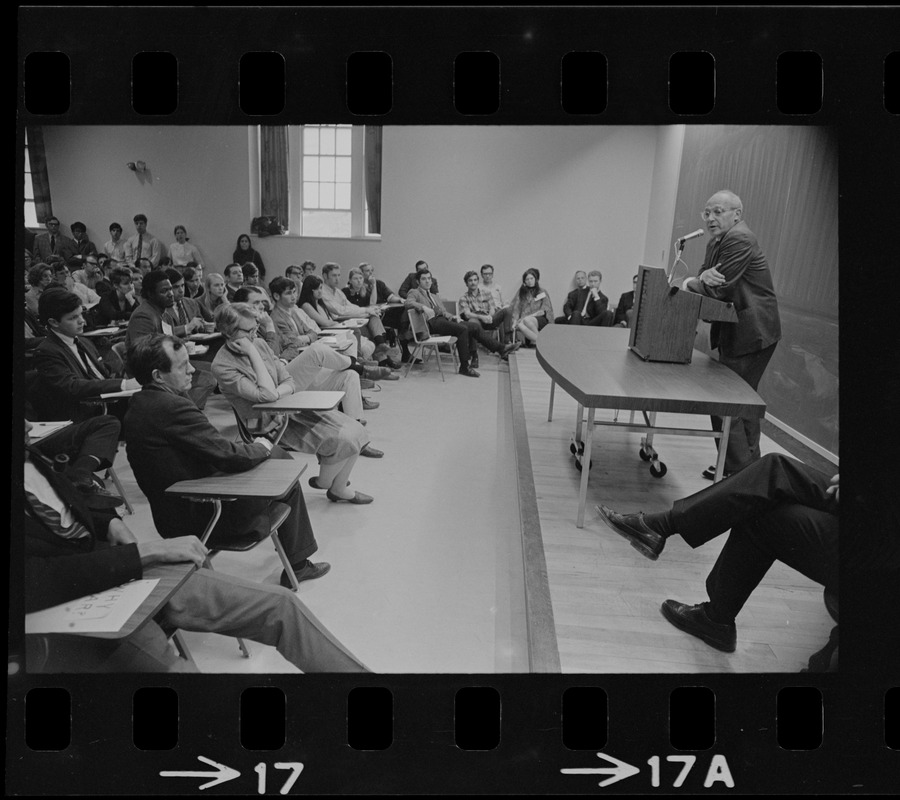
[75,340,103,379]
[50,235,56,253]
[177,301,188,326]
[135,235,143,262]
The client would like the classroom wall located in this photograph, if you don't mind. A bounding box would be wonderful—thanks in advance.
[42,125,660,309]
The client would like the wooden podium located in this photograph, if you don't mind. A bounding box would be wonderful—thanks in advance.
[628,265,737,363]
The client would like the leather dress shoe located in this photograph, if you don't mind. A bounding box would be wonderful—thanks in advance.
[596,504,665,560]
[360,444,384,458]
[281,561,331,587]
[362,396,380,410]
[469,355,480,369]
[459,367,480,378]
[660,600,737,652]
[500,342,522,359]
[326,489,374,504]
[383,357,402,370]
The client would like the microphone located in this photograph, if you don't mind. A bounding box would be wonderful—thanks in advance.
[677,229,705,245]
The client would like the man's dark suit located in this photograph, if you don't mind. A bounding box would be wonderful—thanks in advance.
[671,454,837,621]
[124,385,317,565]
[696,219,782,472]
[613,290,634,326]
[398,272,439,299]
[33,232,76,263]
[32,333,124,421]
[555,287,611,326]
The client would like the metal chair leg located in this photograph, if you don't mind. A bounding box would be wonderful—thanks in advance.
[106,466,134,514]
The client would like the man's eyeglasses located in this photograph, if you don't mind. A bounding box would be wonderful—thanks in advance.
[701,207,736,221]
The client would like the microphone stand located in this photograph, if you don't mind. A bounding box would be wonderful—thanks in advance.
[667,238,688,288]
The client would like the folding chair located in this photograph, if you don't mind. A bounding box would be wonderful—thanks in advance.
[402,308,459,382]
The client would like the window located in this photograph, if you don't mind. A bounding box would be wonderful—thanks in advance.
[252,125,382,239]
[24,130,38,228]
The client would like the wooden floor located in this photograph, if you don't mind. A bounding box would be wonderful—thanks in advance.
[513,347,833,673]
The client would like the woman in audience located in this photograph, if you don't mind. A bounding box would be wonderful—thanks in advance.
[298,275,377,362]
[168,225,203,267]
[510,268,553,345]
[181,264,204,300]
[25,264,54,315]
[232,234,266,279]
[212,303,375,504]
[200,272,229,317]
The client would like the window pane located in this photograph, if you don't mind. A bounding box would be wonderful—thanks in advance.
[319,183,335,209]
[25,200,39,229]
[319,156,335,182]
[335,156,351,183]
[335,183,351,209]
[303,155,319,181]
[320,127,335,155]
[303,127,319,155]
[336,127,352,155]
[303,182,319,208]
[303,210,351,238]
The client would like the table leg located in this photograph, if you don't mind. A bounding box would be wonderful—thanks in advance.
[714,417,732,481]
[576,407,596,528]
[575,402,584,443]
[548,379,556,421]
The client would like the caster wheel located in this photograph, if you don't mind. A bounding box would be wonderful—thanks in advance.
[639,447,651,462]
[649,462,667,478]
[575,456,593,472]
[570,441,578,455]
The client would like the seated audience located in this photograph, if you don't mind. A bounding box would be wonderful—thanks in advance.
[458,269,513,344]
[72,254,107,294]
[26,264,54,315]
[285,264,305,292]
[33,289,140,421]
[103,222,127,267]
[224,263,245,302]
[168,224,203,267]
[33,216,77,263]
[556,270,612,326]
[614,274,639,327]
[124,333,337,581]
[406,269,501,378]
[94,266,139,326]
[233,286,278,348]
[125,214,162,268]
[125,270,216,410]
[49,262,99,310]
[301,260,317,278]
[233,233,265,279]
[596,454,838,654]
[320,263,393,366]
[510,268,553,345]
[163,267,213,329]
[479,263,505,309]
[135,257,154,276]
[298,275,378,364]
[211,307,376,503]
[218,301,380,429]
[555,270,588,323]
[199,272,229,317]
[130,266,144,297]
[69,221,97,258]
[24,419,368,672]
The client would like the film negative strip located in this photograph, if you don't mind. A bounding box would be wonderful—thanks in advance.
[11,5,899,795]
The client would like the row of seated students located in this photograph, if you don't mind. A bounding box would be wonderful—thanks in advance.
[22,252,854,672]
[26,214,267,278]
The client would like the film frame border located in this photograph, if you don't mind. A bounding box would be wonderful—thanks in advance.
[11,4,899,795]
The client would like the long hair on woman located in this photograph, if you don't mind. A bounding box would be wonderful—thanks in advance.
[516,268,542,304]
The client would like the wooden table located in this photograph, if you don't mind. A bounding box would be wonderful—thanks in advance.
[253,390,345,447]
[537,326,767,527]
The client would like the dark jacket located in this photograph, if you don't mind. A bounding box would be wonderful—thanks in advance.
[613,290,634,326]
[697,220,781,358]
[563,287,609,323]
[398,272,439,299]
[124,385,270,539]
[32,333,123,421]
[95,291,139,326]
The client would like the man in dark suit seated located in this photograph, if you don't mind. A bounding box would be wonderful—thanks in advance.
[123,333,331,588]
[596,453,838,654]
[32,289,141,422]
[22,420,368,673]
[126,269,215,409]
[613,274,638,327]
[555,270,613,326]
[397,260,440,298]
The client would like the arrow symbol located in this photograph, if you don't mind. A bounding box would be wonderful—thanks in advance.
[561,752,641,788]
[160,755,241,790]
